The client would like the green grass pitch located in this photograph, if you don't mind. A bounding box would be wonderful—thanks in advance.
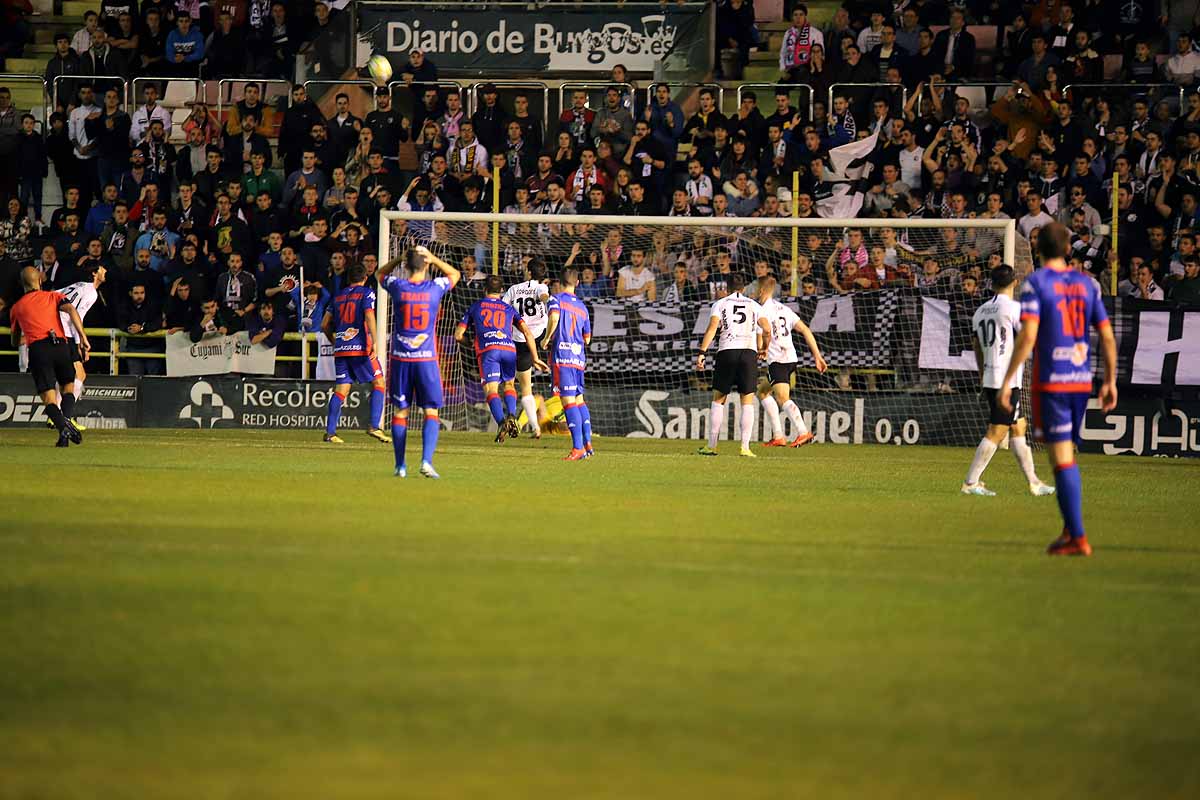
[1,429,1198,799]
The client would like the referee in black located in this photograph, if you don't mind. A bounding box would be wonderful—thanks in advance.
[8,267,89,446]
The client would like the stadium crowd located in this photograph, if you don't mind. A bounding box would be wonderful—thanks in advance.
[3,0,1200,377]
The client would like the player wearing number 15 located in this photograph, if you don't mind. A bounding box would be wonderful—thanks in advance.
[696,272,773,458]
[378,245,461,479]
[320,263,390,445]
[542,268,593,461]
[999,222,1117,556]
[454,275,548,443]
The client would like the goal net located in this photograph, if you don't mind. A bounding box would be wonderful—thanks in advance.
[376,211,1030,448]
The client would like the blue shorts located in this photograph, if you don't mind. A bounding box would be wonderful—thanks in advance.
[389,359,444,410]
[334,355,382,385]
[1034,391,1089,444]
[553,363,585,398]
[477,348,517,385]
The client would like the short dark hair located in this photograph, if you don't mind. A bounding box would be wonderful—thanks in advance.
[528,257,548,281]
[728,272,746,291]
[485,274,504,293]
[348,263,367,283]
[1037,222,1072,262]
[991,264,1017,288]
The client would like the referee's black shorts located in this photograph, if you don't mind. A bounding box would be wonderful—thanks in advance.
[983,387,1020,426]
[28,338,76,394]
[713,349,758,396]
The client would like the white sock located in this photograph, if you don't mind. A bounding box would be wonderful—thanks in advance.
[966,438,998,485]
[707,401,725,449]
[781,400,808,435]
[1010,436,1039,484]
[761,395,782,439]
[73,379,83,403]
[520,394,540,435]
[740,401,756,450]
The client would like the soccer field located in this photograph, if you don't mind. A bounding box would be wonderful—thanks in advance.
[1,429,1198,799]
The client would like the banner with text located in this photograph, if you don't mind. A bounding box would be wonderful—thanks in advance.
[361,3,708,75]
[165,332,277,378]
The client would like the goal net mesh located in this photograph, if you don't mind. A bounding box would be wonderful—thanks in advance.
[377,212,1032,448]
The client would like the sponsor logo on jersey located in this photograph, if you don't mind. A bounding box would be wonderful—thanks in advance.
[398,333,429,349]
[336,327,359,341]
[482,330,507,340]
[1052,343,1089,366]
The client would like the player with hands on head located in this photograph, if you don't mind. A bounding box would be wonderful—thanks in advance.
[696,272,772,458]
[378,244,461,479]
[998,223,1117,556]
[455,274,548,443]
[754,277,827,448]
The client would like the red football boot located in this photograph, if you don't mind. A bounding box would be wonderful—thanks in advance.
[761,437,787,447]
[789,433,816,448]
[564,449,587,461]
[1047,534,1092,556]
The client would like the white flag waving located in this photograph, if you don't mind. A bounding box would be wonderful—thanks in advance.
[826,131,879,182]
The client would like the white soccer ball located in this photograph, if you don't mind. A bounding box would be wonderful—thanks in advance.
[367,54,393,87]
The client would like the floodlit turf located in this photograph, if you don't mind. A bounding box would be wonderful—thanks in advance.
[1,429,1198,799]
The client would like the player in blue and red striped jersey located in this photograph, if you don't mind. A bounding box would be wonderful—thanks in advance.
[541,268,593,461]
[378,244,461,479]
[320,263,390,445]
[999,222,1118,556]
[454,274,548,443]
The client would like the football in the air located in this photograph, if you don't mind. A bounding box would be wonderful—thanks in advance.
[367,53,393,87]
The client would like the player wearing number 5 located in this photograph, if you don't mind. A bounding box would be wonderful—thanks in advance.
[378,245,461,479]
[999,223,1117,556]
[696,272,773,458]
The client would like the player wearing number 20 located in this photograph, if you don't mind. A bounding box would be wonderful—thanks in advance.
[454,275,548,443]
[696,272,772,458]
[378,245,461,479]
[542,268,593,461]
[961,264,1054,497]
[999,223,1117,556]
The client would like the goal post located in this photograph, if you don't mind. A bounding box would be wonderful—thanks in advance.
[376,209,1027,446]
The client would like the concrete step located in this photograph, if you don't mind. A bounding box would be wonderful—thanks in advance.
[742,63,782,83]
[5,57,48,75]
[62,1,101,16]
[34,24,77,44]
[26,43,57,56]
[750,48,777,63]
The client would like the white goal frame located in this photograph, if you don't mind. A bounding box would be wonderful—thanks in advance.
[374,210,1019,380]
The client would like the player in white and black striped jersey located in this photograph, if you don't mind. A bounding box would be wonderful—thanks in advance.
[754,278,828,448]
[962,264,1055,497]
[695,272,772,457]
[47,261,106,431]
[502,257,551,437]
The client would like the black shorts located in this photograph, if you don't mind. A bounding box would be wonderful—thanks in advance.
[768,362,796,386]
[28,338,76,394]
[983,387,1021,427]
[515,339,534,372]
[68,341,82,364]
[712,349,758,396]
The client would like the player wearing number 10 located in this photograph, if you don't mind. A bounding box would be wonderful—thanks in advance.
[320,263,390,445]
[378,245,461,479]
[999,223,1117,556]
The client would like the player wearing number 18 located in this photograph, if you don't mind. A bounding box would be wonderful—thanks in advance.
[999,222,1118,556]
[696,272,773,458]
[378,245,461,479]
[454,275,549,442]
[320,263,390,445]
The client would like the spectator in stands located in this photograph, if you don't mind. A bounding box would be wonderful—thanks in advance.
[165,277,198,332]
[283,149,328,211]
[80,27,121,84]
[278,84,321,176]
[130,85,171,144]
[137,6,168,74]
[438,88,465,146]
[723,169,759,216]
[398,47,438,95]
[1018,34,1059,91]
[364,86,408,172]
[256,2,296,79]
[45,33,81,96]
[224,110,272,175]
[99,200,135,278]
[136,207,179,275]
[15,113,46,230]
[215,250,256,331]
[193,146,231,207]
[118,282,163,375]
[1131,263,1166,300]
[933,8,975,81]
[326,92,361,169]
[592,86,634,158]
[85,183,119,236]
[559,90,595,150]
[624,119,668,210]
[779,4,824,83]
[471,83,508,153]
[715,0,755,77]
[566,146,608,206]
[189,296,231,341]
[616,246,656,301]
[645,84,684,151]
[205,8,246,78]
[73,11,100,57]
[86,87,132,191]
[247,295,285,347]
[109,12,140,75]
[0,198,31,265]
[1171,257,1200,303]
[509,91,542,152]
[448,121,488,182]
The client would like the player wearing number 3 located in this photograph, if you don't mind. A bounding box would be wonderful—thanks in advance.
[755,277,828,448]
[696,273,773,457]
[378,245,461,479]
[999,223,1117,556]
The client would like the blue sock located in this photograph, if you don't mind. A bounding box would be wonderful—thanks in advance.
[369,387,384,429]
[579,403,592,446]
[391,417,408,469]
[504,390,518,417]
[564,403,584,450]
[326,391,345,436]
[422,415,440,464]
[1054,462,1085,538]
[486,393,505,425]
